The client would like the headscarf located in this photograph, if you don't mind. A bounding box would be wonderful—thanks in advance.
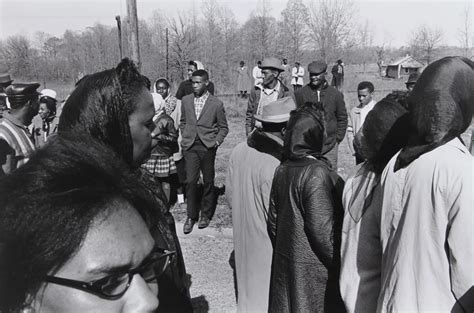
[395,56,474,170]
[283,102,327,161]
[348,95,409,221]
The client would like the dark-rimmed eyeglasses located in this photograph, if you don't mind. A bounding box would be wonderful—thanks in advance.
[44,248,175,300]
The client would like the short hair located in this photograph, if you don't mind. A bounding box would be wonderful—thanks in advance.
[357,81,374,93]
[155,78,170,89]
[0,135,156,311]
[192,69,209,81]
[257,61,262,65]
[58,58,149,166]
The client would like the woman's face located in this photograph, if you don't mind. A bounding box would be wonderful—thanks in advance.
[128,87,155,167]
[38,102,51,120]
[33,200,158,312]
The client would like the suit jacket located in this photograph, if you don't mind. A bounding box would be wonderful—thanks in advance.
[180,93,228,150]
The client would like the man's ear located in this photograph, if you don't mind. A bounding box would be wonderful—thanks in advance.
[281,127,286,138]
[205,80,209,87]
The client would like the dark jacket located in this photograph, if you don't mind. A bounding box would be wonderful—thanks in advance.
[268,104,346,313]
[294,82,348,153]
[175,80,215,100]
[151,111,179,157]
[245,81,291,136]
[179,93,228,150]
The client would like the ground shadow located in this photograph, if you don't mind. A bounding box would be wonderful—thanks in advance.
[191,295,210,313]
[228,250,238,303]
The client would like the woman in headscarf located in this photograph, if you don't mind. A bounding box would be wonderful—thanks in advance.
[267,102,346,312]
[378,56,474,312]
[339,92,409,313]
[58,58,193,313]
[143,79,179,203]
[31,89,59,148]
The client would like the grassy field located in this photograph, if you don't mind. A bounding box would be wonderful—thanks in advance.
[30,67,473,229]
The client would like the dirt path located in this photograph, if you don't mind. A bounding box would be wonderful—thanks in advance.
[176,223,237,313]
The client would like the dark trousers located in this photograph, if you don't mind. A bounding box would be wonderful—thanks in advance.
[183,138,217,220]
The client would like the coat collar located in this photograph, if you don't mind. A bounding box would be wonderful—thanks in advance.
[247,128,284,161]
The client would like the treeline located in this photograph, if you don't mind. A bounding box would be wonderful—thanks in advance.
[0,0,471,93]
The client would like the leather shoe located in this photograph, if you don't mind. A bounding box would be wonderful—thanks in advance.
[198,216,211,229]
[183,217,195,234]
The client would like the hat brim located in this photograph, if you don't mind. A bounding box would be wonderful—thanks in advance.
[254,113,290,123]
[0,80,13,85]
[259,66,285,72]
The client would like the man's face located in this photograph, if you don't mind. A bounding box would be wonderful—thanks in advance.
[26,96,40,125]
[358,88,373,106]
[187,65,197,79]
[309,72,326,88]
[262,69,278,86]
[191,75,208,96]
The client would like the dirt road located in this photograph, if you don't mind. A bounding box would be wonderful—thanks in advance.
[176,223,237,313]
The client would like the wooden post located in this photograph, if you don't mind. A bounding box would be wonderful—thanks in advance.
[115,15,123,60]
[126,0,141,69]
[166,28,169,81]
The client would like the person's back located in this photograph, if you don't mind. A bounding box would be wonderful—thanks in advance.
[268,103,345,313]
[378,57,474,312]
[379,139,472,312]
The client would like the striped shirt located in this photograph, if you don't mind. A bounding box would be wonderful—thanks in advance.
[0,112,35,173]
[194,91,209,119]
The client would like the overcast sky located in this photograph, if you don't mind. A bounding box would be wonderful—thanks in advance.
[0,0,471,47]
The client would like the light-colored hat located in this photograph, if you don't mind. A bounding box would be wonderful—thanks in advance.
[254,97,296,123]
[259,57,285,72]
[40,89,57,100]
[0,73,13,85]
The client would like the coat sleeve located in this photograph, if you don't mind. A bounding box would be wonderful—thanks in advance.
[447,161,474,311]
[179,99,186,135]
[346,109,355,155]
[225,152,234,207]
[175,82,185,100]
[267,173,278,247]
[215,101,229,145]
[301,166,337,268]
[335,92,348,143]
[246,88,257,136]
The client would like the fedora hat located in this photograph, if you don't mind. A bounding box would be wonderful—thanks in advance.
[254,97,296,123]
[0,73,13,85]
[259,57,285,72]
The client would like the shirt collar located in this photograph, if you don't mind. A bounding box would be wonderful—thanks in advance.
[196,91,210,100]
[3,112,29,130]
[259,81,280,95]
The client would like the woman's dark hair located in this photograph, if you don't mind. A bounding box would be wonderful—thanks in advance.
[0,134,156,311]
[39,96,57,116]
[58,58,149,166]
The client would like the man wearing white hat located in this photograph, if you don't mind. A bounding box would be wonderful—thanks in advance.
[226,96,295,313]
[245,57,292,136]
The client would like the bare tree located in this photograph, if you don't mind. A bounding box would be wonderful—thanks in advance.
[0,35,33,78]
[357,19,373,70]
[280,0,309,62]
[306,0,355,62]
[458,2,472,57]
[410,25,443,64]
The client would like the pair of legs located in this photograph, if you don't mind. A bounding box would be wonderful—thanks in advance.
[183,138,217,224]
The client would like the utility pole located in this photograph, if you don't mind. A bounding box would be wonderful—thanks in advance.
[166,28,169,80]
[115,15,123,60]
[126,0,141,69]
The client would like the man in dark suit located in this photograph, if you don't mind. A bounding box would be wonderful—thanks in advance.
[180,69,228,234]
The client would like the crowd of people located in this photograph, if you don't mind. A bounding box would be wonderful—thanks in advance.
[0,54,472,313]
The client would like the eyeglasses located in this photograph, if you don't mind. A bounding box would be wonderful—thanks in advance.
[44,248,175,300]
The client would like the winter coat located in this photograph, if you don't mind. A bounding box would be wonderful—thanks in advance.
[268,103,346,313]
[294,83,348,154]
[236,66,252,92]
[226,129,283,313]
[151,110,178,157]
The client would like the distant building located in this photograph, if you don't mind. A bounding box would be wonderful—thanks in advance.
[385,55,424,79]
